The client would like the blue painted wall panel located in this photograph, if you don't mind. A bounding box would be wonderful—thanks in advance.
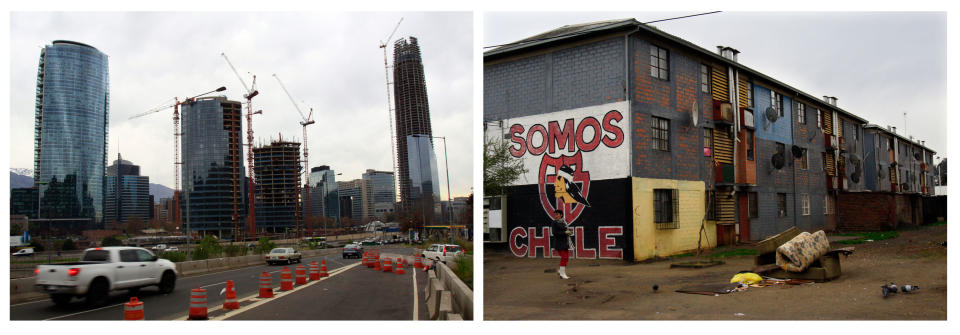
[753,84,793,145]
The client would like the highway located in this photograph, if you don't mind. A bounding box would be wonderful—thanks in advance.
[10,247,429,320]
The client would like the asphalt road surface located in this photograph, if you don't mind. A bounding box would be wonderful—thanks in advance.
[10,247,426,320]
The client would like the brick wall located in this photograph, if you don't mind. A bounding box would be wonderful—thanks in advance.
[484,38,625,121]
[791,98,827,232]
[837,192,923,231]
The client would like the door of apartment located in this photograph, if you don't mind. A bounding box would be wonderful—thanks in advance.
[738,193,751,242]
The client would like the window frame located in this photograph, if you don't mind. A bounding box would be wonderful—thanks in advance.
[703,128,713,157]
[771,91,783,117]
[649,45,670,80]
[799,149,808,170]
[777,193,788,217]
[746,129,755,161]
[797,103,806,124]
[652,116,670,151]
[700,64,710,93]
[654,188,679,229]
[801,193,810,216]
[748,192,758,219]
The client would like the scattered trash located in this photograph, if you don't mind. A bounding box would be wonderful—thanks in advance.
[730,272,763,285]
[734,313,745,317]
[652,284,659,292]
[600,295,615,304]
[902,285,920,293]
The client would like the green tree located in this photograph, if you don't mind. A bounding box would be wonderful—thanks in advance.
[101,235,123,247]
[484,137,527,196]
[191,235,222,260]
[61,238,77,251]
[254,237,276,254]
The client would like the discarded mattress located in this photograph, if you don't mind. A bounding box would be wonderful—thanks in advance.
[775,230,830,272]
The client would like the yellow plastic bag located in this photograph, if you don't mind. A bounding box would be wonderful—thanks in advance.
[730,272,763,285]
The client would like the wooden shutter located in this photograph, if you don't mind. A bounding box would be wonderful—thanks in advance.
[738,77,750,108]
[711,66,729,101]
[713,126,734,164]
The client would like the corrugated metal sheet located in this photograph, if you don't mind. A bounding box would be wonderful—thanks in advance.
[711,66,729,102]
[713,126,733,164]
[823,111,833,135]
[738,77,750,108]
[716,194,735,225]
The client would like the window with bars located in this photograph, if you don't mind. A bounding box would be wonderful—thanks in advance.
[746,129,754,161]
[748,192,758,218]
[650,45,669,80]
[703,128,713,157]
[777,193,787,217]
[654,189,679,229]
[652,116,670,151]
[797,103,806,124]
[700,64,710,93]
[771,91,783,117]
[801,193,810,216]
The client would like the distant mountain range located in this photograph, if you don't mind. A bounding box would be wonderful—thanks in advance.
[10,168,173,203]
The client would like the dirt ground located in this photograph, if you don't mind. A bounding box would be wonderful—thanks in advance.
[483,224,947,320]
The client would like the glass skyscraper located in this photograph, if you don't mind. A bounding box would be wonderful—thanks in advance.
[406,134,442,224]
[309,166,340,224]
[180,97,245,238]
[362,169,396,218]
[104,155,151,224]
[34,40,109,226]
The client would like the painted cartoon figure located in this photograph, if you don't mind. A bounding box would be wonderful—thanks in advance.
[554,164,591,208]
[551,208,573,279]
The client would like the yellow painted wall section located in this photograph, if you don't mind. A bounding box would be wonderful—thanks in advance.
[632,178,716,261]
[711,66,729,102]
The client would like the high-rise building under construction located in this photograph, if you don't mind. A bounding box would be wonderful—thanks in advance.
[253,137,302,233]
[393,36,441,222]
[180,96,245,238]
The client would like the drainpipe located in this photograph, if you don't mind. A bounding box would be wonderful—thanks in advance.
[624,24,640,180]
[727,65,740,241]
[792,92,800,228]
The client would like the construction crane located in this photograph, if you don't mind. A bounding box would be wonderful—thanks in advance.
[129,86,226,235]
[379,17,403,210]
[221,52,261,240]
[273,73,315,238]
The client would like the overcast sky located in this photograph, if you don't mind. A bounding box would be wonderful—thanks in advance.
[8,11,473,199]
[485,11,947,158]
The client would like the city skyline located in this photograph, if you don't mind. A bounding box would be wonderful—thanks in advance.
[9,12,474,201]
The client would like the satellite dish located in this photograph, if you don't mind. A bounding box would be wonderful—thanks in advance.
[791,145,804,158]
[848,154,860,166]
[771,152,785,170]
[850,171,861,183]
[901,183,910,191]
[765,107,779,123]
[690,101,699,127]
[890,161,898,168]
[878,169,886,179]
[914,152,922,160]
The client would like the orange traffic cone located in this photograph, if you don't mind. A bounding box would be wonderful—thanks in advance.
[280,267,294,291]
[395,257,405,275]
[223,280,239,310]
[373,256,382,271]
[123,297,144,320]
[382,257,393,272]
[295,264,307,285]
[319,259,329,277]
[413,255,422,269]
[259,272,274,298]
[309,261,320,280]
[188,287,208,320]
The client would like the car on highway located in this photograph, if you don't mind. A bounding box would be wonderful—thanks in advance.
[34,246,177,306]
[342,244,362,259]
[421,244,464,264]
[12,248,35,257]
[265,247,302,265]
[152,244,167,251]
[164,246,179,252]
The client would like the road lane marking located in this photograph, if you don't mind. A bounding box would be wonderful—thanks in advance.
[43,302,125,321]
[208,263,360,321]
[412,260,419,321]
[199,281,226,289]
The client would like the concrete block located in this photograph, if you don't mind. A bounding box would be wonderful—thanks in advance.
[247,255,263,266]
[446,313,463,321]
[437,291,453,320]
[207,257,228,272]
[179,260,208,276]
[228,255,246,268]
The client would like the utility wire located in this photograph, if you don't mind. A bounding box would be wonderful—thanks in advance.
[484,11,722,50]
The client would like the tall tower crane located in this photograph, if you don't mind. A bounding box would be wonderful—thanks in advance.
[379,17,403,209]
[221,52,261,239]
[273,73,315,238]
[129,86,226,235]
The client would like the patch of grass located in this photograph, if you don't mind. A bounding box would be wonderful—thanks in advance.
[926,221,947,227]
[709,248,758,258]
[451,254,473,289]
[836,231,900,245]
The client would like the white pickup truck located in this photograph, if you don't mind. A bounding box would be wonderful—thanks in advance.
[34,247,178,306]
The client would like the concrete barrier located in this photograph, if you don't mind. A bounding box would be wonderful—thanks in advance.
[246,255,263,266]
[437,291,453,320]
[179,260,209,276]
[206,258,228,272]
[435,262,474,320]
[228,255,246,268]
